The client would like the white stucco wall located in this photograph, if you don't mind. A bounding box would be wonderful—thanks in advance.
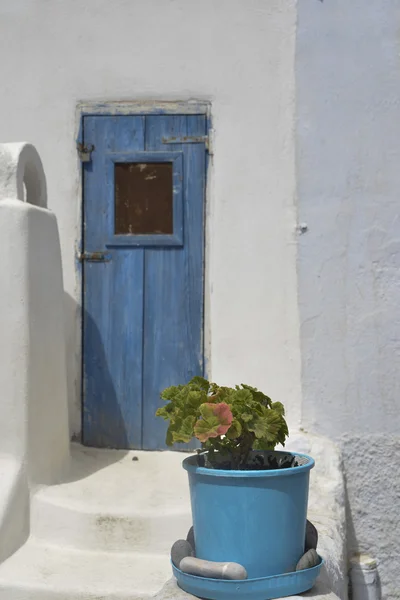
[5,2,399,596]
[0,143,70,562]
[0,197,70,483]
[3,3,398,595]
[296,2,400,597]
[0,0,300,436]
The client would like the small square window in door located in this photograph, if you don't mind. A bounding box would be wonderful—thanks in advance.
[115,162,173,235]
[105,151,183,247]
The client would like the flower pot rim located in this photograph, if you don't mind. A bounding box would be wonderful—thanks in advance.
[182,450,315,478]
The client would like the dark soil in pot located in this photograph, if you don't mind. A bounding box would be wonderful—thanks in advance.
[196,449,302,471]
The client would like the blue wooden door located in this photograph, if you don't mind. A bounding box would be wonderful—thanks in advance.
[82,114,207,450]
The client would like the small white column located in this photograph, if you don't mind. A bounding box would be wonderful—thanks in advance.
[350,555,381,600]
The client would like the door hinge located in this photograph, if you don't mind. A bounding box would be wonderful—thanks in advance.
[79,251,111,263]
[77,143,95,163]
[162,129,214,156]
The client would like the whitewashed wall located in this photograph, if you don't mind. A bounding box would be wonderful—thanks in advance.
[296,2,400,597]
[0,143,70,562]
[3,2,399,595]
[0,0,300,436]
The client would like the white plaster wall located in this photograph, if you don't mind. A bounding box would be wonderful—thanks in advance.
[0,140,70,560]
[0,0,300,436]
[25,203,71,484]
[0,141,70,486]
[0,199,30,558]
[0,195,70,559]
[296,2,400,596]
[0,199,70,481]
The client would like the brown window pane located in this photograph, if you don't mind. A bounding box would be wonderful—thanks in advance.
[115,163,173,235]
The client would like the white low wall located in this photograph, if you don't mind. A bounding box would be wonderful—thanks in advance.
[0,143,70,560]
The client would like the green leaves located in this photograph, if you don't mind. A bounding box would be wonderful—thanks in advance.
[190,376,210,392]
[226,419,242,439]
[247,408,281,440]
[171,415,197,444]
[156,377,289,467]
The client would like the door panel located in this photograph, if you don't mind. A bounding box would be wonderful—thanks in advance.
[82,113,206,450]
[143,115,206,449]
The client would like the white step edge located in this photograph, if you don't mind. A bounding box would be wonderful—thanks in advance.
[154,577,341,600]
[0,538,171,600]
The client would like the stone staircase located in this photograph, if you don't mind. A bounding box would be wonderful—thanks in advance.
[0,433,347,599]
[0,444,192,599]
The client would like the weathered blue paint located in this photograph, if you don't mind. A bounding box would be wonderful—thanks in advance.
[142,115,206,450]
[82,114,207,449]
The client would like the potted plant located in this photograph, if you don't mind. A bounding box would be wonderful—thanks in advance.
[156,376,315,581]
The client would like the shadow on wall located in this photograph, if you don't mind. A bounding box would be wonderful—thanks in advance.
[343,450,383,600]
[64,290,81,441]
[63,292,129,483]
[343,470,358,565]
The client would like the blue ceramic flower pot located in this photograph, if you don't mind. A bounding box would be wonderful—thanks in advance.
[182,451,314,579]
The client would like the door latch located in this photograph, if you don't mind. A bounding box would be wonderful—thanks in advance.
[79,252,111,262]
[162,131,214,155]
[77,143,95,163]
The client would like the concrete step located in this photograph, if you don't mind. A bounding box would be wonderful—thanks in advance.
[0,538,171,599]
[31,444,192,553]
[0,445,193,599]
[0,437,346,600]
[155,577,341,600]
